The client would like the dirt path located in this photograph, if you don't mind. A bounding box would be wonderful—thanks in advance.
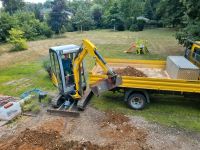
[0,107,200,150]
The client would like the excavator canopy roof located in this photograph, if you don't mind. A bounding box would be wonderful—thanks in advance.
[49,44,80,54]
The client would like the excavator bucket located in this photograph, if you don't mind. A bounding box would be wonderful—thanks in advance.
[90,75,122,96]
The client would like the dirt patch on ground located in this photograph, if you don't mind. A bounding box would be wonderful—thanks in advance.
[103,111,129,125]
[101,111,149,150]
[0,128,112,150]
[114,66,147,77]
[38,118,65,133]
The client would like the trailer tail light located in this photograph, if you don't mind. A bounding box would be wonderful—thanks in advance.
[4,102,13,109]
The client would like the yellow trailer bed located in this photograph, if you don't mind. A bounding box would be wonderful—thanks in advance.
[89,59,200,109]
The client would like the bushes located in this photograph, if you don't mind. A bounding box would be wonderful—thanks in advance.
[129,19,146,31]
[8,28,28,51]
[176,21,200,44]
[130,24,139,31]
[0,12,17,42]
[14,12,53,40]
[0,12,53,43]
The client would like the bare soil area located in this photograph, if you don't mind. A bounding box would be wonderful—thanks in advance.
[0,107,200,150]
[0,128,112,150]
[0,107,149,150]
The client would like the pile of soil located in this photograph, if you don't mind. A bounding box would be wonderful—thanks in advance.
[101,111,149,150]
[38,118,65,133]
[103,111,129,125]
[115,66,147,77]
[0,128,112,150]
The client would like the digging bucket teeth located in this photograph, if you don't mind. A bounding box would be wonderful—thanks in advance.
[90,75,122,96]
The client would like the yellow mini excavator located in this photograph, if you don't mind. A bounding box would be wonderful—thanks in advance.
[47,39,122,116]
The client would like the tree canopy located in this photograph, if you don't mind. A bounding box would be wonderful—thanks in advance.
[0,0,199,43]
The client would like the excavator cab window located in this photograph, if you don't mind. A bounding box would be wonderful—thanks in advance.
[50,51,63,92]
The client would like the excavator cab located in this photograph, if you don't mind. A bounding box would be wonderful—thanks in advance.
[49,45,87,95]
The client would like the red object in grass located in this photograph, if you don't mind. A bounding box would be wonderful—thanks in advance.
[4,102,13,109]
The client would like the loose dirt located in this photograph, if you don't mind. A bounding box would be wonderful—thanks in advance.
[0,107,199,150]
[0,128,112,150]
[38,118,65,133]
[0,108,149,150]
[100,111,149,150]
[114,66,147,77]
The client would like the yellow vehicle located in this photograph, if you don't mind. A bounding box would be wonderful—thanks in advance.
[49,39,200,114]
[90,58,200,110]
[184,40,200,67]
[48,39,121,115]
[89,40,200,110]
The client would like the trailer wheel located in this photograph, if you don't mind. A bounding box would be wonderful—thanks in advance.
[127,93,146,110]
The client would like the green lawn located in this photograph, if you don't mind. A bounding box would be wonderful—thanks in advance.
[1,28,199,131]
[0,60,55,96]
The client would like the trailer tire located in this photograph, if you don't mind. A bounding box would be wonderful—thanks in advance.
[127,93,146,110]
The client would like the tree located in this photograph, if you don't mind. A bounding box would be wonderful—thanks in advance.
[108,2,124,31]
[23,3,44,21]
[0,12,17,42]
[48,0,68,34]
[144,0,154,19]
[72,6,93,32]
[1,0,25,14]
[180,0,200,21]
[156,0,184,27]
[176,0,200,43]
[90,4,103,28]
[14,12,53,40]
[118,0,145,29]
[8,28,28,51]
[43,0,53,9]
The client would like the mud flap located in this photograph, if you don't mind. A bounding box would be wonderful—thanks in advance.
[90,76,122,96]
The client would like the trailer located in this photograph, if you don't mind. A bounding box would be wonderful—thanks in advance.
[89,59,200,110]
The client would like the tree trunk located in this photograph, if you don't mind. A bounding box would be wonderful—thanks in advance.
[81,25,83,32]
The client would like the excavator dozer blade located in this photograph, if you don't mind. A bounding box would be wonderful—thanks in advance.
[47,90,93,117]
[47,109,80,117]
[90,76,122,96]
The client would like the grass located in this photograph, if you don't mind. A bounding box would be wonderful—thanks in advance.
[0,59,55,96]
[22,96,41,114]
[1,28,199,131]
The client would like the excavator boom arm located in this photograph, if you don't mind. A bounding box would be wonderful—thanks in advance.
[72,39,118,99]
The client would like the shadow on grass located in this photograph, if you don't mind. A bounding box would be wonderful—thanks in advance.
[150,95,200,111]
